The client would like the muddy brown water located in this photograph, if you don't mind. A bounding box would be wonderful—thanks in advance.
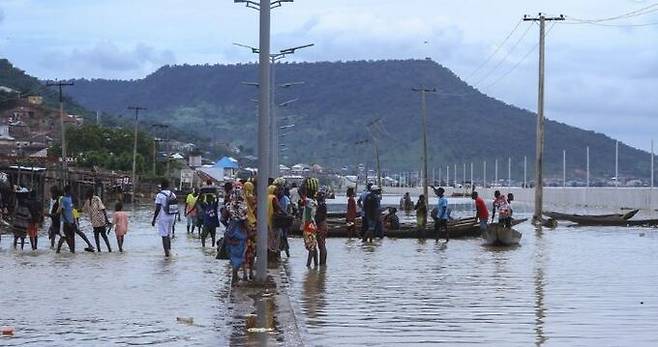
[2,202,658,346]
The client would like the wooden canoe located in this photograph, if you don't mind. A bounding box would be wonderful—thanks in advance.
[290,217,528,239]
[543,209,639,225]
[482,224,522,246]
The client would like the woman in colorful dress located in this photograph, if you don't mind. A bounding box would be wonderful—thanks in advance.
[267,185,282,261]
[243,181,257,280]
[225,183,248,285]
[300,185,318,268]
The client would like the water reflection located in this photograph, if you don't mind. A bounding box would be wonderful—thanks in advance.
[534,225,547,346]
[302,267,327,326]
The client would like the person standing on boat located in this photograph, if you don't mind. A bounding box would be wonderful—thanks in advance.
[362,185,381,243]
[431,186,450,242]
[491,190,512,228]
[415,194,427,230]
[471,191,489,232]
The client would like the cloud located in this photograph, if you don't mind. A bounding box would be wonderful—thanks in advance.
[40,41,176,79]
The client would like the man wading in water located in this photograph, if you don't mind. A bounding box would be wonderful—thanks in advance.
[431,186,449,243]
[152,179,177,257]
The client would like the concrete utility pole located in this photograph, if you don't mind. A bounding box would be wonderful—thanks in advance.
[563,150,566,188]
[128,106,146,210]
[235,0,298,284]
[508,157,511,188]
[412,86,436,216]
[495,159,498,186]
[615,140,619,187]
[234,42,312,177]
[46,80,74,185]
[524,13,564,221]
[586,146,590,188]
[524,156,527,188]
[152,123,168,176]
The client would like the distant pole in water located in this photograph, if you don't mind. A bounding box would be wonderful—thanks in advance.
[470,162,474,191]
[446,166,450,188]
[524,156,527,188]
[454,164,457,188]
[615,140,619,187]
[128,106,147,212]
[586,146,590,188]
[508,157,511,188]
[651,140,654,210]
[438,166,442,186]
[523,13,564,221]
[483,161,487,188]
[463,163,466,191]
[46,80,74,185]
[432,167,436,186]
[412,86,436,216]
[562,150,566,188]
[495,159,498,187]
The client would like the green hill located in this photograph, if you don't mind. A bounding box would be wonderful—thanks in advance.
[65,59,650,182]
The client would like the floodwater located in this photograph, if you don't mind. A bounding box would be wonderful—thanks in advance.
[2,197,658,346]
[284,200,658,346]
[0,209,233,346]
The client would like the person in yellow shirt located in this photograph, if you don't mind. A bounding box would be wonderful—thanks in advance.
[185,188,200,234]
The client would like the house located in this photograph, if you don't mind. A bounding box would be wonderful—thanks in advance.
[214,156,239,178]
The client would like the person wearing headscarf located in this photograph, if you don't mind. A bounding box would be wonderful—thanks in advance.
[267,185,282,261]
[225,183,248,285]
[243,181,257,280]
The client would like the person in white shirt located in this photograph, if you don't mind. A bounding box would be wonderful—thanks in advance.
[152,179,177,257]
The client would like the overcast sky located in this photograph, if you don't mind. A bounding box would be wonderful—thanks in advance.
[1,0,656,151]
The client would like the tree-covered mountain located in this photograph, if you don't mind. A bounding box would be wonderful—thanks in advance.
[65,59,651,182]
[0,59,91,117]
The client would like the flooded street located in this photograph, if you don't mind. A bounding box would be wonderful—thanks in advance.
[284,202,658,346]
[2,201,658,346]
[0,209,233,346]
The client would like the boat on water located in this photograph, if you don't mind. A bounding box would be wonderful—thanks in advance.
[291,217,528,239]
[482,224,522,246]
[543,209,639,226]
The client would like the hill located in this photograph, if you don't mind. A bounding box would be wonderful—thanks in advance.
[65,59,651,182]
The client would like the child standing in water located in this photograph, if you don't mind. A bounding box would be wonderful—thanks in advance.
[112,202,129,252]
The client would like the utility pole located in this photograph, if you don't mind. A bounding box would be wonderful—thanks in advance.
[563,149,566,188]
[46,80,74,185]
[508,157,511,188]
[524,156,527,188]
[524,13,565,221]
[412,86,436,217]
[128,106,146,210]
[615,140,619,187]
[586,146,590,188]
[495,159,498,186]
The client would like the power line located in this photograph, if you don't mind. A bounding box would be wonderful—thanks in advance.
[565,3,658,23]
[467,20,523,80]
[473,22,534,87]
[483,22,558,91]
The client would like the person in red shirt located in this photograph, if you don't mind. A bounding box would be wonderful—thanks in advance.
[345,187,358,238]
[471,191,489,231]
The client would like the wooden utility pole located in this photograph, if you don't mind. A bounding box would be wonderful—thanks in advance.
[128,106,147,209]
[46,80,74,185]
[523,13,564,221]
[412,86,436,219]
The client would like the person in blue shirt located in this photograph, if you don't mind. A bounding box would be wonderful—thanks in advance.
[55,185,96,253]
[431,186,450,243]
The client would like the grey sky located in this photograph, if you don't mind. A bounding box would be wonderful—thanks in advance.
[0,0,656,151]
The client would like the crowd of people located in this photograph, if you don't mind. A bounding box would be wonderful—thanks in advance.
[168,177,328,285]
